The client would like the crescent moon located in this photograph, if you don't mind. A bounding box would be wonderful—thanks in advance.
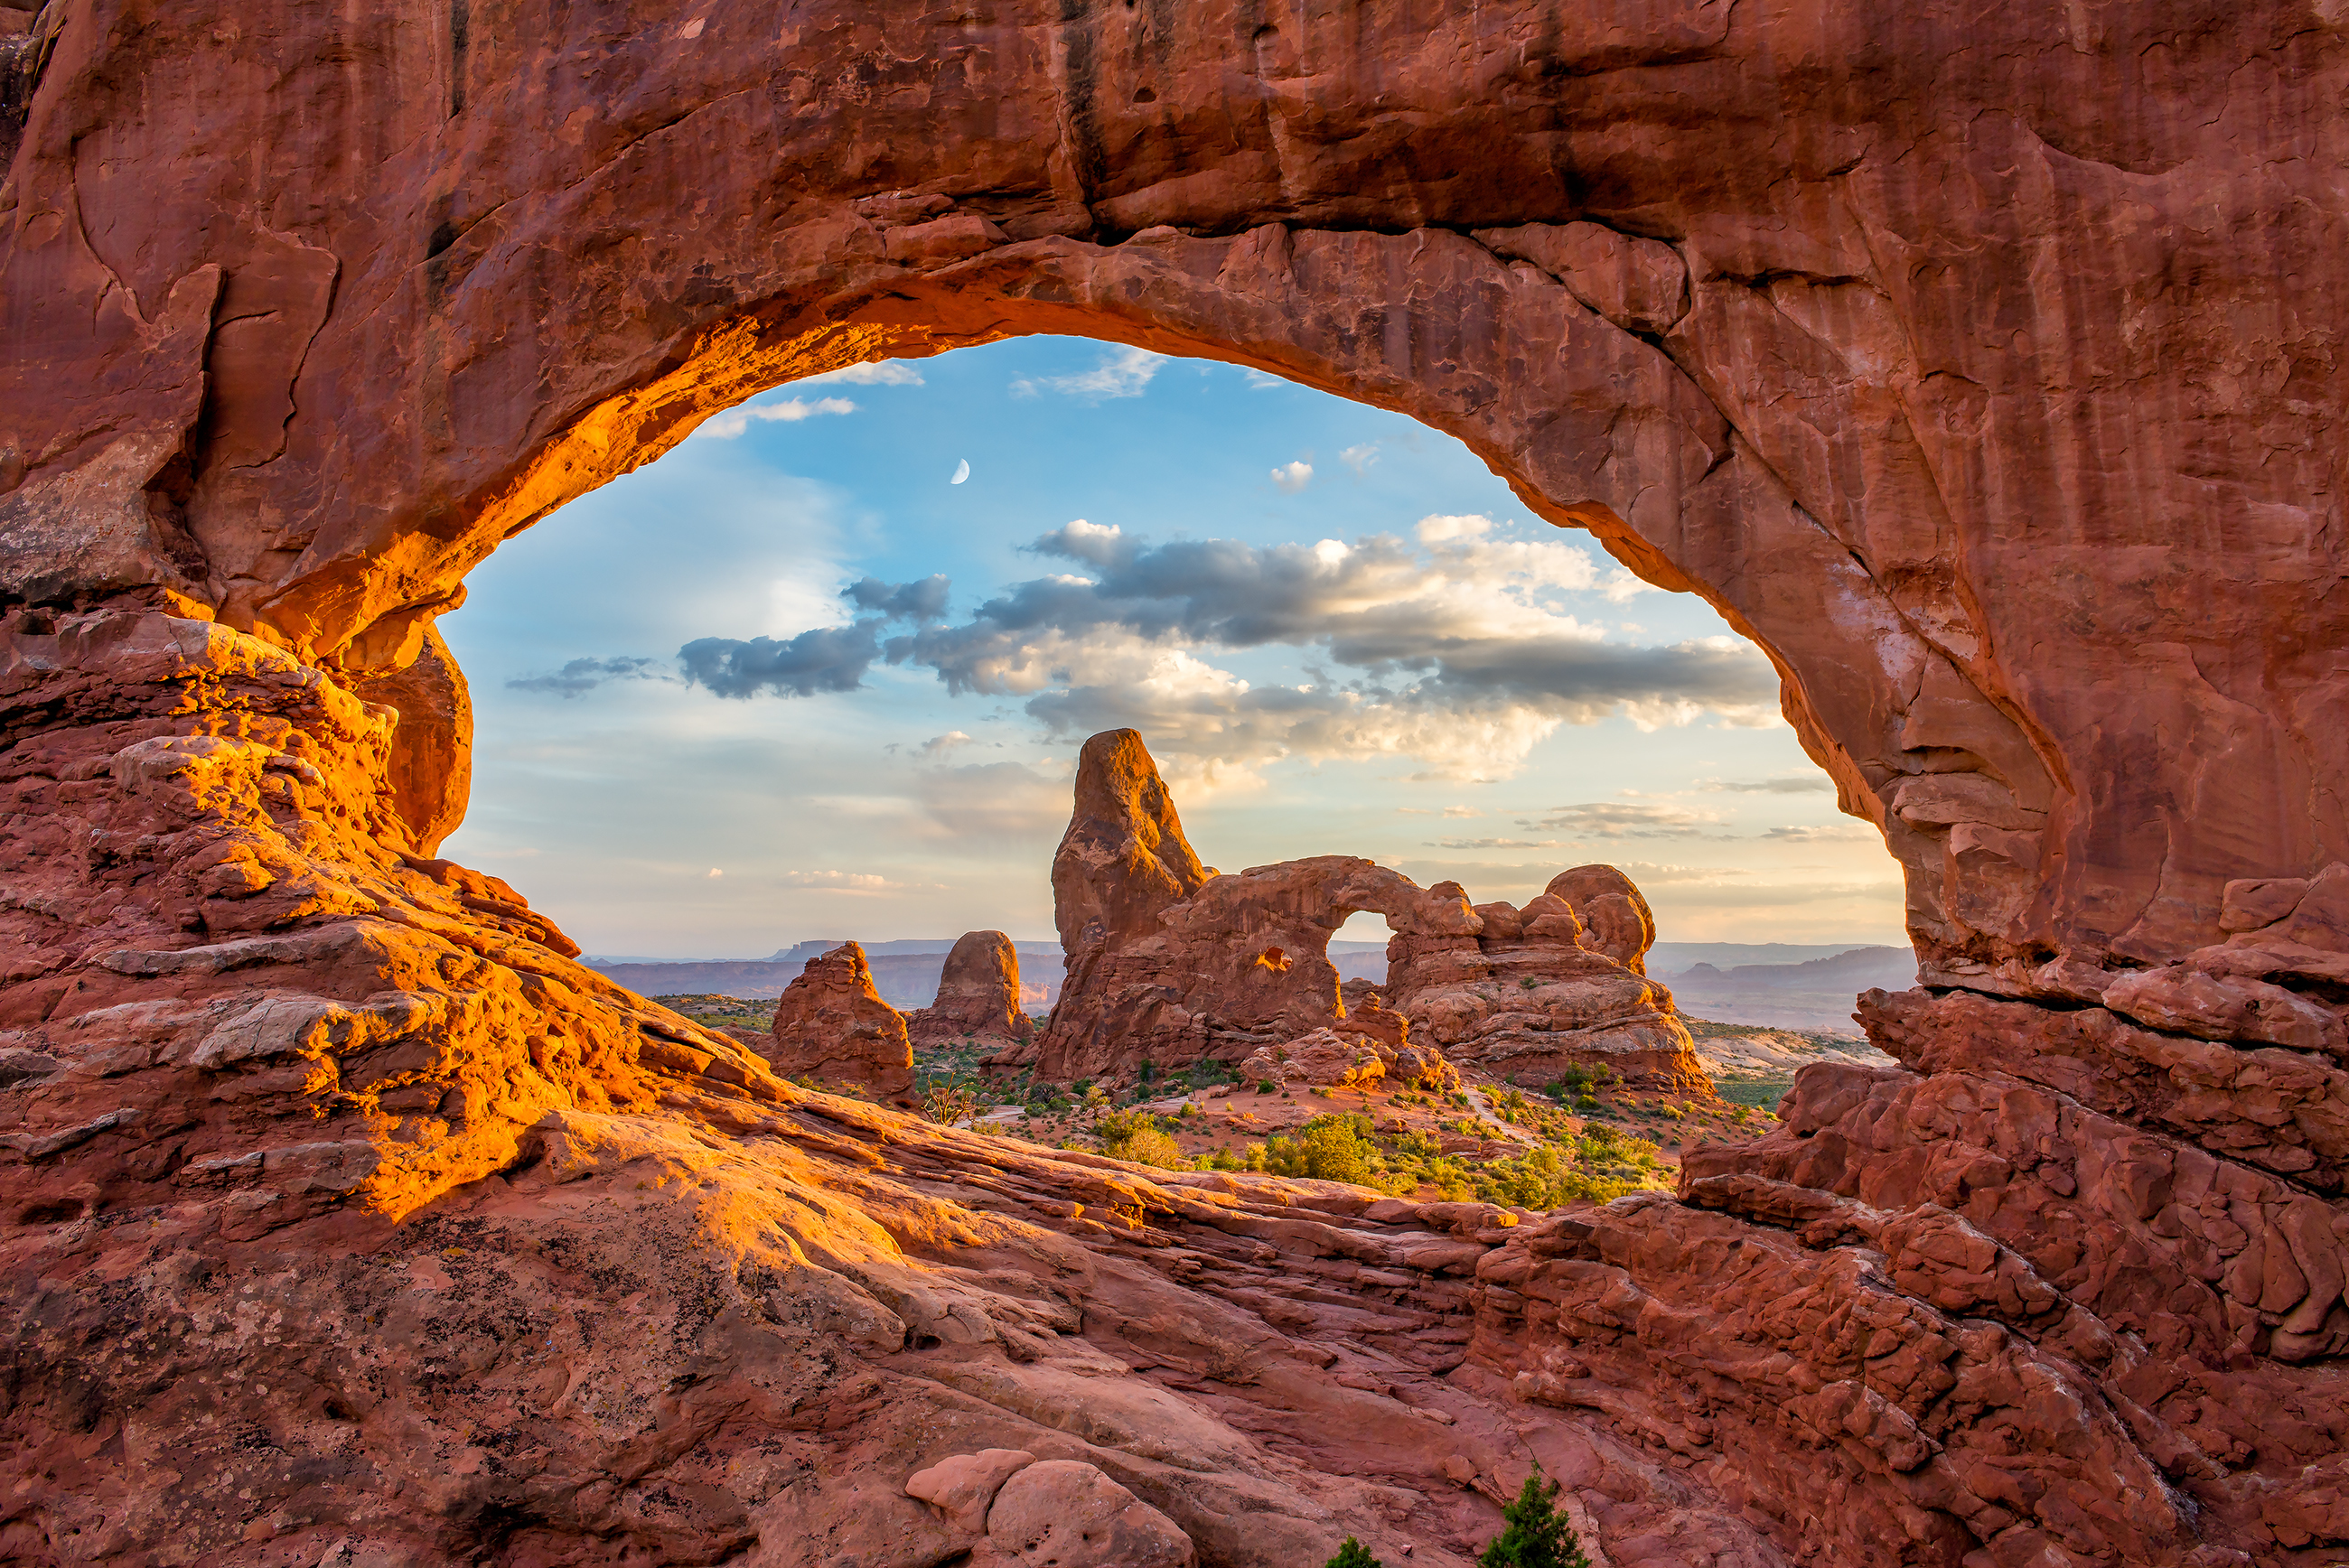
[950,459,970,484]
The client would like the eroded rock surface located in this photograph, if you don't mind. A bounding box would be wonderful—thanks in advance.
[10,0,2349,1562]
[1038,736,1703,1091]
[907,930,1034,1052]
[2,608,2348,1567]
[764,942,914,1102]
[1385,868,1705,1093]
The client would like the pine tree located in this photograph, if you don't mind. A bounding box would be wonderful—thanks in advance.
[1477,1470,1589,1568]
[1326,1537,1382,1568]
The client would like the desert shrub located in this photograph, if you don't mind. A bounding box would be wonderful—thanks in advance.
[922,1082,979,1125]
[1259,1114,1411,1193]
[1096,1110,1187,1169]
[1478,1469,1588,1568]
[1328,1539,1382,1568]
[1258,1079,1277,1094]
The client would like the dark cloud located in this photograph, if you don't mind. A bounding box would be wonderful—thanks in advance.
[507,657,664,697]
[679,621,884,699]
[843,574,950,621]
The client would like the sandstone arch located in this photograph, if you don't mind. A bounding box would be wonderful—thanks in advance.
[5,5,2349,1566]
[6,0,2346,976]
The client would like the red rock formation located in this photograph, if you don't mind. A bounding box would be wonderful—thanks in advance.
[906,930,1034,1051]
[764,942,914,1101]
[1038,740,1702,1090]
[9,3,2349,1563]
[1385,869,1706,1092]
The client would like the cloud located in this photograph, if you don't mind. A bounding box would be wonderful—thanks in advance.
[1442,805,1483,818]
[1341,443,1379,475]
[844,574,950,621]
[1761,823,1879,843]
[1524,802,1723,837]
[799,362,924,386]
[694,515,1780,776]
[696,396,857,439]
[679,621,884,698]
[1010,346,1165,401]
[1434,837,1568,849]
[1708,775,1833,794]
[919,731,975,757]
[1270,460,1314,492]
[507,656,666,697]
[778,870,940,893]
[913,759,1073,838]
[707,868,724,878]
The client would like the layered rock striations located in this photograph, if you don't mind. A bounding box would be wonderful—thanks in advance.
[3,606,2349,1565]
[764,941,915,1101]
[13,0,2349,974]
[905,929,1035,1052]
[1035,735,1704,1091]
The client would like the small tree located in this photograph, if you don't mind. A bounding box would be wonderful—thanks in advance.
[1326,1538,1381,1568]
[1478,1470,1588,1568]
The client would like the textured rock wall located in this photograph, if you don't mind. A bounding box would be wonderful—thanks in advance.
[6,0,2347,966]
[6,3,2349,1564]
[3,604,2347,1564]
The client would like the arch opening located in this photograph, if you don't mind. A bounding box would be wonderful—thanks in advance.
[428,335,1906,997]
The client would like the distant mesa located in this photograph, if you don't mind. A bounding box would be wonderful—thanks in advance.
[1030,728,1709,1093]
[760,940,915,1101]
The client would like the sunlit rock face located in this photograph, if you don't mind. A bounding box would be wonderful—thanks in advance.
[907,929,1035,1052]
[1035,730,1707,1091]
[5,3,2349,1563]
[763,941,916,1102]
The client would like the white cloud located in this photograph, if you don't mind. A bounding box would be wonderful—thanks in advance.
[707,867,724,878]
[1341,443,1380,475]
[1434,837,1568,849]
[778,870,941,893]
[1010,346,1165,401]
[799,361,925,386]
[919,731,974,757]
[1706,775,1834,794]
[1442,805,1483,818]
[1416,513,1493,544]
[1761,823,1878,843]
[1270,460,1314,493]
[696,397,857,440]
[1524,802,1725,837]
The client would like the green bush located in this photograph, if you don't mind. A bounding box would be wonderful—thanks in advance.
[1478,1470,1588,1568]
[1327,1539,1382,1568]
[1096,1110,1187,1169]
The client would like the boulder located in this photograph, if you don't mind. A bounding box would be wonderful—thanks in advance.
[906,930,1034,1049]
[763,942,914,1101]
[984,1460,1195,1568]
[906,1448,1036,1533]
[1239,1029,1386,1090]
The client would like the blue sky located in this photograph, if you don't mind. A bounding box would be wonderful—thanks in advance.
[438,337,1906,958]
